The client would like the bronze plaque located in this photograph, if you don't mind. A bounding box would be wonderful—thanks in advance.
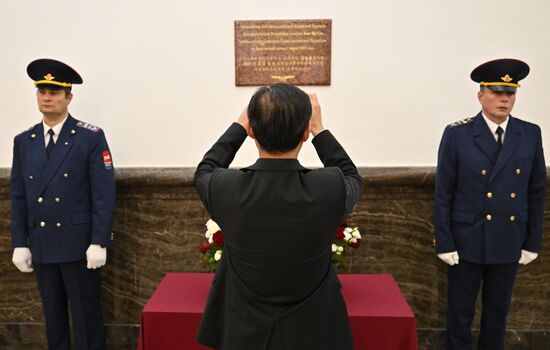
[235,19,332,86]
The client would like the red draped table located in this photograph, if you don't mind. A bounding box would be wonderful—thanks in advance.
[138,273,418,350]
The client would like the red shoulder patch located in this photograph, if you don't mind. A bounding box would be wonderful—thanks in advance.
[103,151,113,169]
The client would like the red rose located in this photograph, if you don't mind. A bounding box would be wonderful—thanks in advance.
[212,230,224,246]
[340,219,348,228]
[199,241,211,253]
[335,227,345,241]
[350,239,361,249]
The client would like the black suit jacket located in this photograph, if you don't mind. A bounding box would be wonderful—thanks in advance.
[194,123,363,350]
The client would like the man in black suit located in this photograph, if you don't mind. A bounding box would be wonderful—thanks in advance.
[194,84,363,350]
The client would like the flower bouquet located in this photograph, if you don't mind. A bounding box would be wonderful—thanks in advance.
[199,219,225,271]
[331,220,362,265]
[199,218,361,271]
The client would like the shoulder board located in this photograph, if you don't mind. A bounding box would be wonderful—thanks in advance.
[448,117,474,128]
[76,121,101,132]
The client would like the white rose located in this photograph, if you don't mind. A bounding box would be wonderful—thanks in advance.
[351,228,361,239]
[332,244,338,252]
[214,250,223,261]
[344,227,353,242]
[337,246,344,253]
[206,219,221,235]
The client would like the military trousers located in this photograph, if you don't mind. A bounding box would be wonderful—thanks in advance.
[34,260,105,350]
[445,259,518,350]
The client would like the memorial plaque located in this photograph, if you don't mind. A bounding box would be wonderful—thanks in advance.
[235,19,332,86]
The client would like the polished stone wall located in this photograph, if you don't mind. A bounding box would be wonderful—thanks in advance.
[0,167,549,349]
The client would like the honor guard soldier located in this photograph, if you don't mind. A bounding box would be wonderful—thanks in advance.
[10,58,115,350]
[434,58,546,349]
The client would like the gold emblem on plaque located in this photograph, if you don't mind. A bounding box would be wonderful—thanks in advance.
[501,74,513,83]
[271,75,295,82]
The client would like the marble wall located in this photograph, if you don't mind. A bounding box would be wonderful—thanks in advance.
[0,167,549,349]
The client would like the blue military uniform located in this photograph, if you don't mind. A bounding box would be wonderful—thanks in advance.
[434,59,546,349]
[11,115,116,262]
[435,113,546,264]
[10,59,115,350]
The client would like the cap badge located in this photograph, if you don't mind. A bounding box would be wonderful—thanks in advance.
[501,74,513,83]
[44,73,55,81]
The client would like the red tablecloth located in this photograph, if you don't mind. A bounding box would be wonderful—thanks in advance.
[138,273,418,350]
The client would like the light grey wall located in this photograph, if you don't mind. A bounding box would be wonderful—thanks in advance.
[1,0,548,167]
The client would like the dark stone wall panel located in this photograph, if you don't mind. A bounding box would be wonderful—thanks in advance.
[1,167,549,349]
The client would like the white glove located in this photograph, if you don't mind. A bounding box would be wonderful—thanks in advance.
[518,250,538,265]
[438,251,459,266]
[86,244,107,269]
[12,247,34,272]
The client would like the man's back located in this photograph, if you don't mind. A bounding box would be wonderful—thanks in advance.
[193,87,361,349]
[209,158,346,301]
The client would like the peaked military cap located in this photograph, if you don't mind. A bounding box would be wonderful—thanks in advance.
[27,58,83,89]
[470,58,529,92]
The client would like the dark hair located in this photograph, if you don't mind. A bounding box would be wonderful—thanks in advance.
[247,83,312,153]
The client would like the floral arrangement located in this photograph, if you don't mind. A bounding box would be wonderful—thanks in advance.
[331,220,362,265]
[199,219,224,271]
[199,218,361,271]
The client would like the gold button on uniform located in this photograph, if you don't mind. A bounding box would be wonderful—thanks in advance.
[487,192,493,198]
[64,173,69,178]
[54,197,60,203]
[516,168,521,174]
[510,193,516,199]
[40,221,45,227]
[29,175,34,180]
[481,169,487,175]
[510,215,516,222]
[37,197,43,203]
[486,214,492,221]
[56,223,62,228]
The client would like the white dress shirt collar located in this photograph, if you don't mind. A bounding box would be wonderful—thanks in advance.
[481,112,509,142]
[43,115,68,141]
